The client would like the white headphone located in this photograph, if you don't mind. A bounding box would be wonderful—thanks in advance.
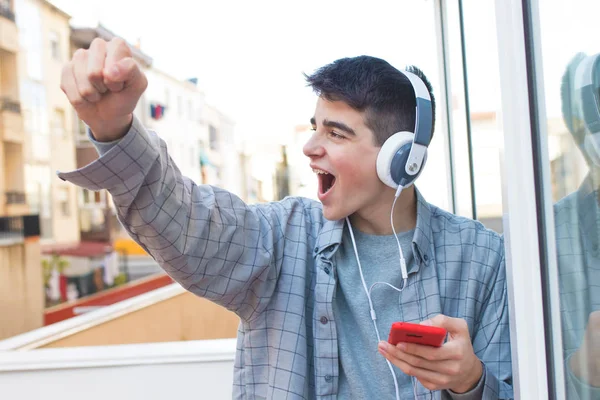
[376,70,434,190]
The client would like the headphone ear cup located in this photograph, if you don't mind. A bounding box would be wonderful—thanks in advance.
[377,132,414,188]
[395,148,427,188]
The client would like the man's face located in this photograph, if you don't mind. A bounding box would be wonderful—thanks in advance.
[303,97,388,221]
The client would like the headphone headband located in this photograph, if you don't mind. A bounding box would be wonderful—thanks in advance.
[399,70,433,147]
[575,53,600,134]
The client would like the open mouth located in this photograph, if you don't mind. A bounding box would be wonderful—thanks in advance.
[313,168,336,196]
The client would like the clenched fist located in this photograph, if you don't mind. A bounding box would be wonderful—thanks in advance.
[60,37,148,142]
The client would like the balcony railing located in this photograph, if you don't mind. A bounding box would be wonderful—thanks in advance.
[0,98,21,113]
[5,191,26,205]
[0,2,15,22]
[0,215,40,242]
[0,281,238,399]
[0,339,236,399]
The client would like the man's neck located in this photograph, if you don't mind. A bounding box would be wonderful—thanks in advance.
[349,186,418,235]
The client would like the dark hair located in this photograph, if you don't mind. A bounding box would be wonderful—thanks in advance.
[304,55,436,146]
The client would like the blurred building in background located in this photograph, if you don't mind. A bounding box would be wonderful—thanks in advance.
[1,0,26,218]
[287,124,317,199]
[16,0,78,243]
[0,0,42,341]
[200,103,244,197]
[143,68,205,184]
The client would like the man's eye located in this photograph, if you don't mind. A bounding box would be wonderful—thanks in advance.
[328,131,344,139]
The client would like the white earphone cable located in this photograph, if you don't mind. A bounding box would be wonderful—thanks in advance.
[346,216,401,400]
[391,188,409,290]
[344,185,410,400]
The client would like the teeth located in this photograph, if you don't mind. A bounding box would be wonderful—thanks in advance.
[312,168,329,175]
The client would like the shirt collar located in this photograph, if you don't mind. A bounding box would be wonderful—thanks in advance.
[314,218,344,259]
[314,187,435,268]
[412,188,435,268]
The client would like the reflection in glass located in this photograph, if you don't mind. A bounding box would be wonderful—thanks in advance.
[555,51,600,399]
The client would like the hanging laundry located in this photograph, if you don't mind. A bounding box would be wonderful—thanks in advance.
[150,103,167,120]
[103,251,119,286]
[47,268,61,302]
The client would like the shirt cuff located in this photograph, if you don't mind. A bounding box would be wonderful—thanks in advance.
[87,126,125,156]
[444,362,486,399]
[56,114,160,192]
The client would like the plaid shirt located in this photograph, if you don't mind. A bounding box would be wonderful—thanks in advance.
[58,115,513,399]
[554,174,600,399]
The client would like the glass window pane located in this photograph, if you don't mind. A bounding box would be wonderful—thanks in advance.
[461,0,504,233]
[537,1,600,397]
[443,0,505,233]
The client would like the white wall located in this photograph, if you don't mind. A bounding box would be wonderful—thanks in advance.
[0,340,236,400]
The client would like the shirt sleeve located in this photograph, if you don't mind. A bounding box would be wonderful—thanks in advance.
[442,362,486,399]
[57,114,304,322]
[470,245,514,399]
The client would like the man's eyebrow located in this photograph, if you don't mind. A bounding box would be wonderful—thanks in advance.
[322,119,356,136]
[310,117,356,136]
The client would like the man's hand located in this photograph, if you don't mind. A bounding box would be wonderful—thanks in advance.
[570,311,600,387]
[60,37,148,142]
[378,315,483,393]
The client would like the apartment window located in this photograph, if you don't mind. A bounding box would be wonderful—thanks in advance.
[49,31,60,61]
[188,100,193,120]
[77,118,87,139]
[82,189,90,204]
[52,108,66,137]
[57,187,70,217]
[190,147,195,166]
[209,125,219,150]
[177,96,182,117]
[82,188,104,206]
[164,89,170,106]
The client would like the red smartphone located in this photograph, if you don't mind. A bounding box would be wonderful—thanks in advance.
[388,322,447,347]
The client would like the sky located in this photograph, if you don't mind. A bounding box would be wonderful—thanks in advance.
[46,0,600,192]
[49,0,440,145]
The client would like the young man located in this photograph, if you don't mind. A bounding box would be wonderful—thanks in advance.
[59,38,513,399]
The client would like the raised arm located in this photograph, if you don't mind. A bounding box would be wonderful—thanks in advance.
[59,38,308,321]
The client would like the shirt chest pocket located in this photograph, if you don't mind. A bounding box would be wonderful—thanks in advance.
[395,276,443,323]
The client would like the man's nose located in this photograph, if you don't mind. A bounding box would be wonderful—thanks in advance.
[303,132,325,158]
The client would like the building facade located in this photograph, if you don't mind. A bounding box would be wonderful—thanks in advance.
[0,0,42,341]
[15,0,78,244]
[0,0,26,218]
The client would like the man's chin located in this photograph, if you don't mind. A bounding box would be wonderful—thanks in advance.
[322,205,349,222]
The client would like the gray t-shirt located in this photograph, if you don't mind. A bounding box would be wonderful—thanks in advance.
[333,225,484,399]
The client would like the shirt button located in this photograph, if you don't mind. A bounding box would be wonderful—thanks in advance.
[325,375,333,382]
[324,267,330,275]
[320,316,328,324]
[423,254,429,262]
